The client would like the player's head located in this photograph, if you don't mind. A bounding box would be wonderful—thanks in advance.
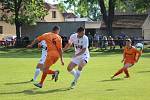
[52,26,60,34]
[126,39,132,47]
[77,27,85,38]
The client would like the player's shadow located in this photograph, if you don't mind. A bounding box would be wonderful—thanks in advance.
[98,78,124,82]
[105,89,116,92]
[0,88,38,95]
[26,87,72,95]
[4,80,32,85]
[137,70,150,73]
[0,87,71,95]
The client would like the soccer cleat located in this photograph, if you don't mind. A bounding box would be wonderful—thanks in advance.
[124,76,130,78]
[34,83,42,88]
[111,76,115,80]
[30,79,34,82]
[54,70,59,82]
[51,74,55,80]
[70,81,77,89]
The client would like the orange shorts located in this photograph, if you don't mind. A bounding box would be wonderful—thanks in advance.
[124,60,135,65]
[44,55,59,68]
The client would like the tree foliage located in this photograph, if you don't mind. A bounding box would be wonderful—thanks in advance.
[120,0,150,13]
[1,0,47,25]
[0,0,48,46]
[62,0,116,35]
[60,0,150,36]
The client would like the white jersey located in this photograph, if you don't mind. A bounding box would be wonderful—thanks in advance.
[38,40,47,64]
[69,33,90,57]
[39,40,47,51]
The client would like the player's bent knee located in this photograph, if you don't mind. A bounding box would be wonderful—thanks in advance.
[67,62,76,72]
[42,67,48,73]
[124,63,133,68]
[67,66,72,72]
[37,63,43,68]
[78,60,86,71]
[78,66,83,71]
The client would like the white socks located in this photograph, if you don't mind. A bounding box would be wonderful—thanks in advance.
[70,69,81,82]
[33,68,41,81]
[70,69,77,77]
[74,70,81,82]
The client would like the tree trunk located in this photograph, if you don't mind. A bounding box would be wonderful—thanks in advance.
[15,21,21,47]
[98,0,107,24]
[98,0,116,36]
[14,0,22,47]
[108,0,115,36]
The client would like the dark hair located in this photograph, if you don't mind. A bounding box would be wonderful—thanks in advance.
[52,26,60,31]
[77,27,85,33]
[126,38,132,42]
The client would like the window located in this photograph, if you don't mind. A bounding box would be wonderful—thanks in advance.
[0,26,3,34]
[52,11,56,18]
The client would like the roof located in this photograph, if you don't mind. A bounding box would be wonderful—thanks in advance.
[100,14,148,29]
[44,3,57,10]
[114,11,148,15]
[62,13,77,18]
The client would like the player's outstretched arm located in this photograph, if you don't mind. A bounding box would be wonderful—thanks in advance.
[27,39,39,48]
[63,42,72,52]
[121,49,126,63]
[135,50,142,63]
[57,48,64,66]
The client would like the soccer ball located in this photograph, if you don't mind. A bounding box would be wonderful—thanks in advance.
[135,43,144,51]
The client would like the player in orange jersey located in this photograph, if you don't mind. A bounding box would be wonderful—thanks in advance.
[27,26,64,88]
[111,39,142,79]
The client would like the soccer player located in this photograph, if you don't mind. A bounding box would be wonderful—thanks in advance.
[27,26,64,88]
[63,27,90,89]
[111,39,141,79]
[30,40,47,82]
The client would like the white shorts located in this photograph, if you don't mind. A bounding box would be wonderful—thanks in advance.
[39,50,47,64]
[71,54,90,65]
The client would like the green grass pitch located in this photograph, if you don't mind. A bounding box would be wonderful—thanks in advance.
[0,48,150,100]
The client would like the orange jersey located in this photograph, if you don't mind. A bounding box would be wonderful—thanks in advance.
[123,46,141,64]
[37,32,62,57]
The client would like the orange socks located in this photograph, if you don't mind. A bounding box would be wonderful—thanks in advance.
[39,70,55,85]
[113,67,130,77]
[113,67,124,77]
[124,68,129,77]
[46,70,55,74]
[40,73,47,85]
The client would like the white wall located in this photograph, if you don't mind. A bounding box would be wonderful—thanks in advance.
[0,21,16,40]
[142,15,150,43]
[65,18,89,22]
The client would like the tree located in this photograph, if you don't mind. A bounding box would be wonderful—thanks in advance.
[0,0,47,47]
[62,0,116,36]
[98,0,116,36]
[57,1,67,13]
[62,0,101,20]
[120,0,150,13]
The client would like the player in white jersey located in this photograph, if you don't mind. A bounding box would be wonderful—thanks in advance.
[30,40,47,81]
[63,27,90,89]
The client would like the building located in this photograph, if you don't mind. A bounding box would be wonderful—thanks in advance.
[99,14,148,38]
[21,21,101,40]
[1,2,150,43]
[0,2,88,40]
[44,3,64,22]
[0,3,16,40]
[0,21,16,40]
[21,3,101,40]
[142,15,150,43]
